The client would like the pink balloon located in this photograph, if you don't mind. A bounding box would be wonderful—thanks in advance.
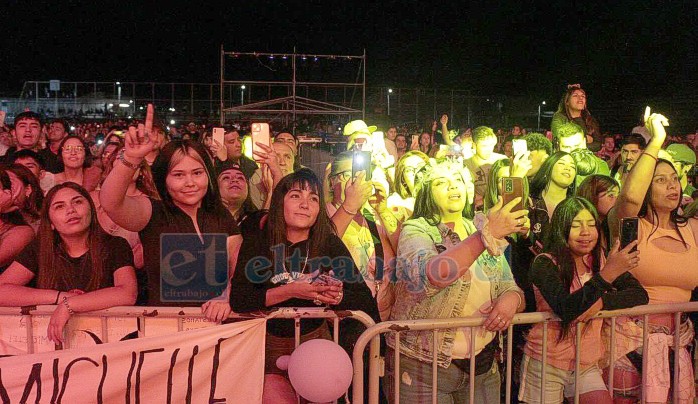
[287,339,353,402]
[276,355,291,371]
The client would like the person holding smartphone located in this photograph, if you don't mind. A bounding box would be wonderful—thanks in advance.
[229,169,378,403]
[605,109,698,403]
[386,159,526,403]
[326,151,399,320]
[520,197,646,404]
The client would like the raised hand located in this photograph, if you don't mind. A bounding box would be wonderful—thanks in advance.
[440,114,448,126]
[123,104,156,160]
[486,196,529,239]
[601,239,639,283]
[252,142,282,181]
[643,106,669,146]
[343,171,372,213]
[511,151,533,177]
[368,181,389,213]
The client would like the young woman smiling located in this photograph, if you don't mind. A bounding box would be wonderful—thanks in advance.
[99,123,244,321]
[0,183,137,343]
[520,197,646,404]
[386,160,526,403]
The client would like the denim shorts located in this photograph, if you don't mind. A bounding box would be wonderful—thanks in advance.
[518,354,608,403]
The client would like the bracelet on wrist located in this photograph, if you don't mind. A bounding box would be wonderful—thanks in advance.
[341,204,358,216]
[62,296,75,315]
[118,150,141,170]
[473,212,509,256]
[641,152,658,163]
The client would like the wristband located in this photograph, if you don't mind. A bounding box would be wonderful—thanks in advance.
[341,204,358,216]
[641,152,658,163]
[473,212,509,256]
[119,150,140,170]
[62,296,75,315]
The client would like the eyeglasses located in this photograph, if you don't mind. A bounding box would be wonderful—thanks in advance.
[333,171,351,181]
[62,145,85,153]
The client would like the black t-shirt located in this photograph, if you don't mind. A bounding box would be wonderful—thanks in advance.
[138,198,241,306]
[15,234,133,291]
[37,148,62,174]
[230,214,379,338]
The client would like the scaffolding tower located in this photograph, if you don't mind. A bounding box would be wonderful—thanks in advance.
[219,46,366,131]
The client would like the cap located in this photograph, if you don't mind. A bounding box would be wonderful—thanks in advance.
[666,144,696,165]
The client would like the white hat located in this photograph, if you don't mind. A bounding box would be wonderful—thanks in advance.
[343,120,377,137]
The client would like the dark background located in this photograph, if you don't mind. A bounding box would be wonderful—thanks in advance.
[1,1,696,131]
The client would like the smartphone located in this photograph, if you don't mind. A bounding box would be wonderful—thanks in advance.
[212,127,225,146]
[411,134,419,145]
[512,139,528,156]
[620,217,639,252]
[501,177,525,211]
[250,123,271,162]
[313,274,343,287]
[352,150,372,181]
[0,111,5,126]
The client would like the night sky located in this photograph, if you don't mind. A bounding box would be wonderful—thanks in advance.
[1,1,696,105]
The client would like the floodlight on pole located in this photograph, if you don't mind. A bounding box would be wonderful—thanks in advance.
[240,85,246,105]
[538,101,547,130]
[387,88,393,116]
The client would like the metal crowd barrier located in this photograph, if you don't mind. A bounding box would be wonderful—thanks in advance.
[351,301,698,404]
[0,306,379,402]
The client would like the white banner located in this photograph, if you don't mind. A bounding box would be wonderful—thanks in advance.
[0,319,266,403]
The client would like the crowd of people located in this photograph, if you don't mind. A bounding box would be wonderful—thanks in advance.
[1,83,698,403]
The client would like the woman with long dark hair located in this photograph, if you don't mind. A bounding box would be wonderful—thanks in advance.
[0,168,34,273]
[551,84,600,142]
[511,151,577,311]
[99,124,245,321]
[606,109,698,403]
[576,174,620,254]
[387,150,430,223]
[2,163,43,232]
[54,135,102,192]
[386,159,526,403]
[229,168,378,402]
[0,182,137,343]
[519,197,646,403]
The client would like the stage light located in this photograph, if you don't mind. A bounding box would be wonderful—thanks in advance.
[282,55,288,60]
[170,119,176,125]
[115,82,121,85]
[108,103,114,108]
[129,100,133,104]
[269,55,274,60]
[542,101,546,105]
[313,56,318,62]
[119,103,130,108]
[388,88,393,93]
[241,85,246,90]
[70,126,75,131]
[301,56,307,60]
[139,106,144,110]
[168,107,176,112]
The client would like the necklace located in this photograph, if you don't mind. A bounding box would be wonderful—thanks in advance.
[274,242,311,284]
